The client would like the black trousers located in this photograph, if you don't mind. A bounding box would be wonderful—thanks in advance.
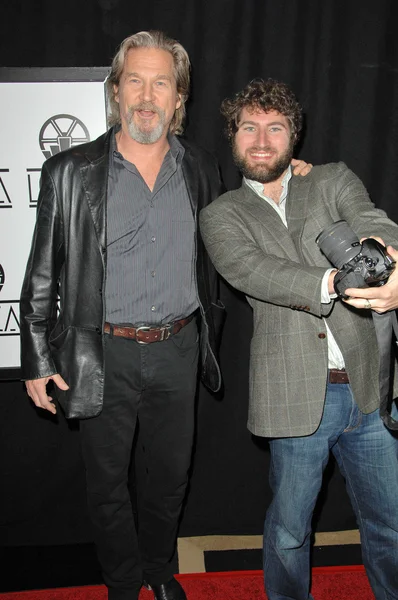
[79,318,199,600]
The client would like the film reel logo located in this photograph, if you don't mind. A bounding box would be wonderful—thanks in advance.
[39,114,90,159]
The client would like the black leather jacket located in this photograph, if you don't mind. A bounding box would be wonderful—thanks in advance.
[20,129,224,418]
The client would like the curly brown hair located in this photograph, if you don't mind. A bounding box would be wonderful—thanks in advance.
[221,78,303,143]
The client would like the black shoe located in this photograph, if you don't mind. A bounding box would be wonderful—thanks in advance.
[151,577,187,600]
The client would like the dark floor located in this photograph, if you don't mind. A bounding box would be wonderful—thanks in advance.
[0,543,363,593]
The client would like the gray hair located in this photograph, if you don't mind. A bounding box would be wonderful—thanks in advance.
[106,30,190,135]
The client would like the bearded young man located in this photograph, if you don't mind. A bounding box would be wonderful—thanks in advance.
[200,79,398,600]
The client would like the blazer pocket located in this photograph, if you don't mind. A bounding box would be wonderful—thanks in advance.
[48,323,69,347]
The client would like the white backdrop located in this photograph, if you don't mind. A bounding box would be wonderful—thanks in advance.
[0,69,108,374]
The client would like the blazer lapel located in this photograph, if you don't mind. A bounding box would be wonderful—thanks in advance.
[241,182,301,261]
[80,130,112,251]
[286,174,312,261]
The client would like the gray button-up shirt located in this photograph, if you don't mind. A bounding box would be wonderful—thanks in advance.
[105,131,198,325]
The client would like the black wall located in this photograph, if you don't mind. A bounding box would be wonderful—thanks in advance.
[1,0,397,546]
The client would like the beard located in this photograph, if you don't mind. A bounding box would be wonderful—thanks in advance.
[126,102,167,144]
[232,140,294,184]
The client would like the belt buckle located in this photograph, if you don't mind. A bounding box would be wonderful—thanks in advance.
[136,325,151,344]
[160,323,173,341]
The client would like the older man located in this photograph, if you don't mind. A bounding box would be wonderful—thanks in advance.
[20,30,226,600]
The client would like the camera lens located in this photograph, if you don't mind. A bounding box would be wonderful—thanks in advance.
[316,221,361,269]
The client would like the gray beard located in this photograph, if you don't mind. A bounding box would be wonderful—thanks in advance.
[232,141,294,184]
[126,103,167,144]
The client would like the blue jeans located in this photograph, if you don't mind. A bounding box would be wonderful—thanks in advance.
[263,382,398,600]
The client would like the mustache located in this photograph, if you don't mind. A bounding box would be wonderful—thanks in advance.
[127,102,163,117]
[246,146,275,153]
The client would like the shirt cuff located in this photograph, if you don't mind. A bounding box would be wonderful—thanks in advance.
[321,269,338,303]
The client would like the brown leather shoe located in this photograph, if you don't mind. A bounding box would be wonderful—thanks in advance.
[151,577,187,600]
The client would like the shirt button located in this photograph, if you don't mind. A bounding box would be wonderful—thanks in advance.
[151,236,156,242]
[318,333,326,339]
[151,271,156,277]
[151,305,156,312]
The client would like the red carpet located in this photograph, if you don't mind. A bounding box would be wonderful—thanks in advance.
[0,567,373,600]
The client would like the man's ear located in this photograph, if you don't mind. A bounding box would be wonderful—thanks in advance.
[114,84,119,103]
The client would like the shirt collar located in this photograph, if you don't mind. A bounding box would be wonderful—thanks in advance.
[110,126,184,163]
[168,134,185,164]
[244,166,292,204]
[110,125,118,155]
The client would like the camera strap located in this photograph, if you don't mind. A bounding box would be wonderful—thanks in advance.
[372,310,398,430]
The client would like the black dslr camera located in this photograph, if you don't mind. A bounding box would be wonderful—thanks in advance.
[316,220,395,299]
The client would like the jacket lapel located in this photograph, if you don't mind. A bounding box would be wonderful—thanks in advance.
[80,129,112,251]
[285,174,312,261]
[180,140,199,215]
[241,182,301,261]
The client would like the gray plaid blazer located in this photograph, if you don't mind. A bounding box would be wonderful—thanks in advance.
[200,163,398,438]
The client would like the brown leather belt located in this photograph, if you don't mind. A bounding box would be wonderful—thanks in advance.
[328,369,349,384]
[104,315,194,344]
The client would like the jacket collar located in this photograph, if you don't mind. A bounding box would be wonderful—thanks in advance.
[179,137,199,214]
[83,128,113,164]
[240,180,301,261]
[79,129,113,251]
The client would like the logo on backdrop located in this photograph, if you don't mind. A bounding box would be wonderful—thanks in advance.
[39,114,90,159]
[0,301,20,336]
[0,266,19,336]
[0,169,12,208]
[27,168,42,208]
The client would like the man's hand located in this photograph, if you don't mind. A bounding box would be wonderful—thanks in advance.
[291,158,313,177]
[25,374,69,415]
[344,245,398,313]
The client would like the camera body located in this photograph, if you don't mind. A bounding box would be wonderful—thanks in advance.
[316,221,395,299]
[333,238,394,298]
